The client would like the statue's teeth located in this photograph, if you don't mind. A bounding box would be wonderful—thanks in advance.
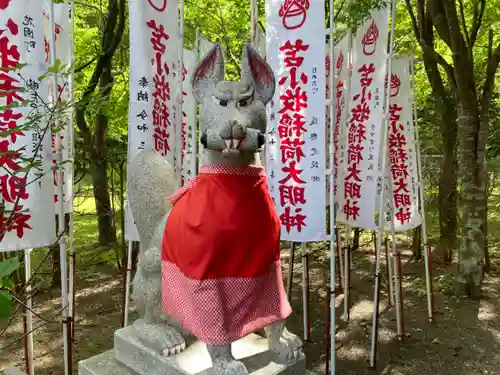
[225,139,232,149]
[233,139,241,149]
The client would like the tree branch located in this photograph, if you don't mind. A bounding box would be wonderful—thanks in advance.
[457,0,470,48]
[441,0,475,94]
[76,0,126,138]
[469,0,486,49]
[426,0,452,48]
[404,0,456,87]
[480,34,500,121]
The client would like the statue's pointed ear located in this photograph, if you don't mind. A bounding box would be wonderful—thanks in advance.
[191,44,225,103]
[241,43,275,105]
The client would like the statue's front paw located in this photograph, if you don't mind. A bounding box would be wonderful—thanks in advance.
[268,329,304,363]
[211,359,248,375]
[133,319,186,356]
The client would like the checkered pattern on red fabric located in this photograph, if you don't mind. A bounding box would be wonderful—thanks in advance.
[162,260,291,345]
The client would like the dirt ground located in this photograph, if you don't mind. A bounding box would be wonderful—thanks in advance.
[1,245,500,375]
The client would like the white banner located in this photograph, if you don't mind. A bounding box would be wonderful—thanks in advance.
[181,48,197,183]
[384,57,421,231]
[265,0,326,242]
[326,35,350,217]
[340,9,389,230]
[0,1,57,251]
[125,0,179,241]
[42,3,73,213]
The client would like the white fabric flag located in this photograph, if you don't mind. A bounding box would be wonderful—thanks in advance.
[339,9,389,229]
[265,0,326,242]
[326,35,350,217]
[125,0,179,241]
[42,3,73,213]
[0,0,57,251]
[384,57,422,231]
[181,48,197,183]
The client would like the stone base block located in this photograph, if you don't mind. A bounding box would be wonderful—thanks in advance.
[3,368,27,375]
[79,351,135,375]
[113,325,306,375]
[79,350,317,375]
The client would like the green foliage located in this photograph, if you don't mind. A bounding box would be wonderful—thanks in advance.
[0,257,20,318]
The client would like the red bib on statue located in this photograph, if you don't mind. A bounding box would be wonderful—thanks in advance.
[161,164,291,345]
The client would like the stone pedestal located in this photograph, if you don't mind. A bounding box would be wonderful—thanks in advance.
[79,325,313,375]
[3,368,26,375]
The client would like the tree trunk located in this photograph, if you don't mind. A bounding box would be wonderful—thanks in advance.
[412,226,422,261]
[92,155,116,245]
[51,242,60,288]
[484,179,490,274]
[437,128,457,263]
[75,0,125,245]
[92,53,116,245]
[353,228,361,251]
[454,100,485,298]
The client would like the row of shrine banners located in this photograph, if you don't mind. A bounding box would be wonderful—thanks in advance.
[0,1,73,252]
[124,3,423,243]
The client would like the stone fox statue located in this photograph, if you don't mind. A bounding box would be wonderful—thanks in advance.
[128,43,303,375]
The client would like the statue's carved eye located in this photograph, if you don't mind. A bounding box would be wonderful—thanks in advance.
[219,100,228,107]
[237,99,249,107]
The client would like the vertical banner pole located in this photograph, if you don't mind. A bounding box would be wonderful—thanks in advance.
[286,242,296,300]
[48,1,71,373]
[369,0,396,367]
[192,28,200,177]
[411,58,434,323]
[386,166,403,338]
[334,227,342,290]
[343,225,350,320]
[301,242,311,342]
[328,0,336,370]
[177,0,185,186]
[342,32,353,318]
[383,236,394,306]
[68,0,76,343]
[24,249,34,375]
[123,241,134,327]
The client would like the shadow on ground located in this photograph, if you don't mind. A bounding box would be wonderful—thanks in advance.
[1,246,500,375]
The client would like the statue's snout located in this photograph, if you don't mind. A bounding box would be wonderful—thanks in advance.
[219,120,246,155]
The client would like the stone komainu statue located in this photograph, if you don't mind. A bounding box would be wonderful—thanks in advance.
[128,43,303,375]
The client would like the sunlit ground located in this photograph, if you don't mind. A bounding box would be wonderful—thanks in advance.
[1,189,500,374]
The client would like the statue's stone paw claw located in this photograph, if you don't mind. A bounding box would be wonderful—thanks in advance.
[133,319,186,356]
[211,359,248,375]
[269,330,304,364]
[162,339,186,356]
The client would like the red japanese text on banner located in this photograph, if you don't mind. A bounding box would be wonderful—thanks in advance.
[338,9,389,229]
[0,0,57,251]
[265,0,326,242]
[42,3,73,213]
[181,48,197,183]
[384,57,421,231]
[125,0,179,241]
[325,35,350,217]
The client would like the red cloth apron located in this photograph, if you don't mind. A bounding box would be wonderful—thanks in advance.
[161,164,291,345]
